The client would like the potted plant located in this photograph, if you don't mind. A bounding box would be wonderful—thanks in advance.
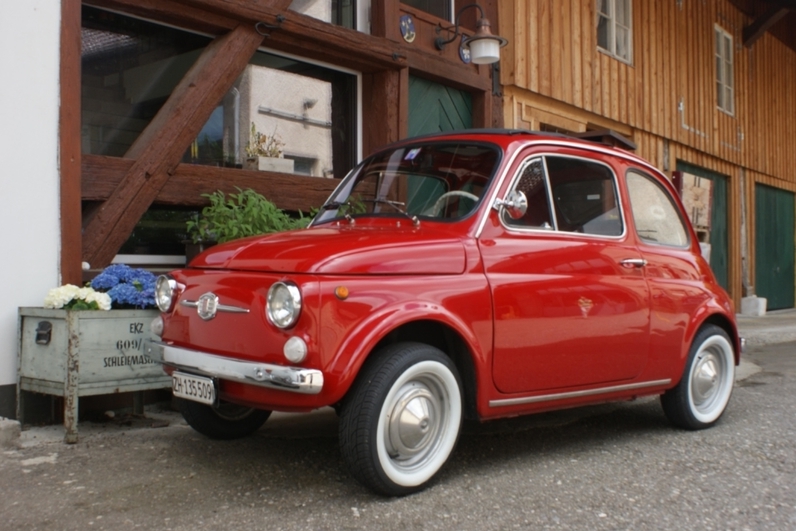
[244,122,294,173]
[185,187,312,262]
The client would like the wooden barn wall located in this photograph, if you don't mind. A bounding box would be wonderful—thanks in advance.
[500,0,796,184]
[501,0,796,304]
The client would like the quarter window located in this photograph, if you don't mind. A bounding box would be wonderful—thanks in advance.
[626,171,689,247]
[504,155,623,237]
[715,25,734,114]
[597,0,632,63]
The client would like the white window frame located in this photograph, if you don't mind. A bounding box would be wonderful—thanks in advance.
[596,0,633,64]
[715,25,735,115]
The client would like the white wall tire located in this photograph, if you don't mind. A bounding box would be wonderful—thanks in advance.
[661,324,735,430]
[339,343,463,496]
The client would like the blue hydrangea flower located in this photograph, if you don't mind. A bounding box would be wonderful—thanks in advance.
[91,264,157,308]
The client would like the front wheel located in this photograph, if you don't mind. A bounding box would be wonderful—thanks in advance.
[661,324,735,430]
[180,399,271,440]
[339,342,463,496]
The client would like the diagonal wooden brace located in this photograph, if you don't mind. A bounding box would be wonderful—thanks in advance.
[82,23,264,268]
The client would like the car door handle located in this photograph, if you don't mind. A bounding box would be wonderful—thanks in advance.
[620,258,647,269]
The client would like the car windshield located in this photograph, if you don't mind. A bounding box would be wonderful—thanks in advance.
[313,142,501,224]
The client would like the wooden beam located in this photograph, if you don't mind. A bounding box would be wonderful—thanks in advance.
[82,24,265,268]
[81,155,338,211]
[362,70,402,155]
[60,0,83,284]
[173,0,491,86]
[84,0,237,35]
[88,0,490,85]
[743,5,791,47]
[372,0,401,41]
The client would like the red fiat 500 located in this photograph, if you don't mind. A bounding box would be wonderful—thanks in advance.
[145,130,740,496]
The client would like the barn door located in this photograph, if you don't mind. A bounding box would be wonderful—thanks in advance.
[755,184,795,310]
[408,76,472,137]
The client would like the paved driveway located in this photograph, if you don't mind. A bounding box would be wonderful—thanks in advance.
[1,341,795,530]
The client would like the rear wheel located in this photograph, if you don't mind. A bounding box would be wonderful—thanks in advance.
[339,342,463,496]
[661,324,735,430]
[180,399,271,440]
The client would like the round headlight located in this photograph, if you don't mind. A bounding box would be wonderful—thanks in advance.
[155,275,177,312]
[266,281,302,329]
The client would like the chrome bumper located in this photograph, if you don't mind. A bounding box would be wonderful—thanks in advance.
[143,339,323,395]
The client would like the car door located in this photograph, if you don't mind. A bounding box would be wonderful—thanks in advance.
[624,166,716,373]
[480,150,650,394]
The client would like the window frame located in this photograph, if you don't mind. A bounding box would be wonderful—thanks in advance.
[715,24,735,116]
[500,153,626,240]
[596,0,633,65]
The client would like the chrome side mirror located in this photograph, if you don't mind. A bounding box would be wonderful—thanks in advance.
[493,190,528,220]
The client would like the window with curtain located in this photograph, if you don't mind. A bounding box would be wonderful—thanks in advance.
[715,25,735,115]
[597,0,633,64]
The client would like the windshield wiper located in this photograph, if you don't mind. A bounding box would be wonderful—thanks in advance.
[318,200,350,211]
[360,198,420,226]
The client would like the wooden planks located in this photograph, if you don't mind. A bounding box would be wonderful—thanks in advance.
[507,0,796,184]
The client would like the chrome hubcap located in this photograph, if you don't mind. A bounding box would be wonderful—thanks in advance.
[691,351,723,412]
[385,381,444,468]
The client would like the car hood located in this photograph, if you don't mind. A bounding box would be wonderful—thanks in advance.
[190,224,468,275]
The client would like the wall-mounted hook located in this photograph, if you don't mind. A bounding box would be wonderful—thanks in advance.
[255,14,285,37]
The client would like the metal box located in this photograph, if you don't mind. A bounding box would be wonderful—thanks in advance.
[17,307,170,442]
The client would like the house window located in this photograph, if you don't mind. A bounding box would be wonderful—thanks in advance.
[290,0,371,32]
[81,6,359,256]
[597,0,632,63]
[715,25,734,115]
[402,0,453,21]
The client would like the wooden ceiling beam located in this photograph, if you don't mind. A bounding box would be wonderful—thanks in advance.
[81,24,265,268]
[743,4,792,47]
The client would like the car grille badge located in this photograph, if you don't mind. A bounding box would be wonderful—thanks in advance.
[197,292,219,320]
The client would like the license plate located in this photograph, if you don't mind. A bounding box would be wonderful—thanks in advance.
[172,371,216,406]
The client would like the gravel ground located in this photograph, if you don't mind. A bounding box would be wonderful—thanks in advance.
[1,338,794,531]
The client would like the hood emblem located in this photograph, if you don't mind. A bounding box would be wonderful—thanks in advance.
[181,293,250,320]
[197,293,219,320]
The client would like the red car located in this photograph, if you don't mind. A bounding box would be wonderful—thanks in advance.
[146,130,740,496]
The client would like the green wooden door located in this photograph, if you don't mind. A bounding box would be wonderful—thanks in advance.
[408,76,472,137]
[755,184,795,310]
[676,162,729,290]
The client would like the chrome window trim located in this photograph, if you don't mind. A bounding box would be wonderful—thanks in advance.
[490,150,628,240]
[476,139,662,239]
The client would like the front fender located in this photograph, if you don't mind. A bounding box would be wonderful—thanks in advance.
[317,280,493,405]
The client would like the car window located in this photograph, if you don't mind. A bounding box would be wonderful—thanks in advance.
[314,142,499,223]
[626,170,689,247]
[501,158,553,229]
[503,155,623,237]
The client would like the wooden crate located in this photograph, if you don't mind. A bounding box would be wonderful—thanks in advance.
[17,307,170,443]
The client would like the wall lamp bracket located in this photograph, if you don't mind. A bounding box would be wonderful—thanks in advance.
[434,3,508,65]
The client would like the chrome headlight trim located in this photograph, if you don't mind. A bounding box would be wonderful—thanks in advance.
[155,275,178,313]
[266,281,302,329]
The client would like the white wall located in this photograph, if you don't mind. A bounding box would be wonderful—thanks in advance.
[0,2,62,387]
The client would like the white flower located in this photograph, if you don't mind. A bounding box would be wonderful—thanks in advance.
[43,284,111,311]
